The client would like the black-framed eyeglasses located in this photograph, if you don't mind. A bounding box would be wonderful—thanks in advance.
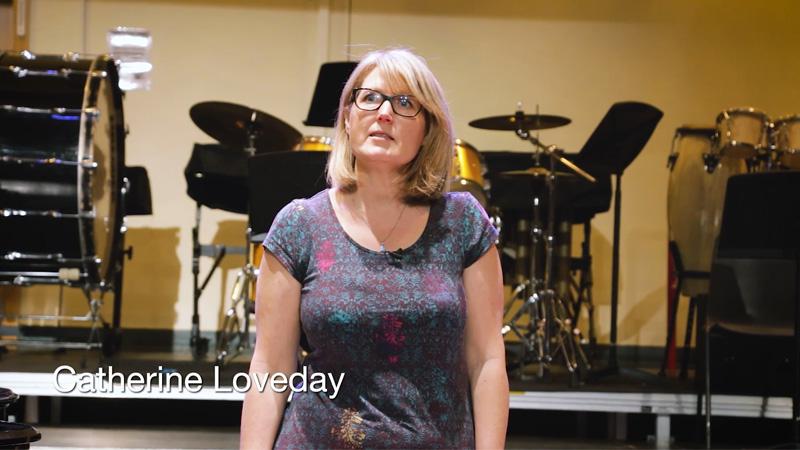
[351,88,423,118]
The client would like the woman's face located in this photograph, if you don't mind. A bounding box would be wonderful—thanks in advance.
[346,68,426,171]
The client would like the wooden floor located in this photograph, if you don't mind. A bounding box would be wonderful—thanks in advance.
[31,425,667,449]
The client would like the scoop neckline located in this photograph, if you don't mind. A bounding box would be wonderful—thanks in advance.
[325,188,435,256]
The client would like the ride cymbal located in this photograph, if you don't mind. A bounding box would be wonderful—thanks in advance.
[469,114,571,131]
[190,101,302,153]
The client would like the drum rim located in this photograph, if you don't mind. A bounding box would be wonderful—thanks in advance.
[715,107,770,124]
[454,138,480,154]
[77,55,125,287]
[773,114,800,126]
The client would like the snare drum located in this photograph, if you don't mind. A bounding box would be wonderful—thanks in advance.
[293,135,332,151]
[715,107,770,159]
[772,115,800,170]
[0,51,125,287]
[450,139,488,206]
[667,126,746,296]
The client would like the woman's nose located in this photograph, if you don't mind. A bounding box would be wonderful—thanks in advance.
[377,100,394,122]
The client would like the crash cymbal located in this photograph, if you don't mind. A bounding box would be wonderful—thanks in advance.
[190,101,302,153]
[469,114,571,131]
[500,166,574,178]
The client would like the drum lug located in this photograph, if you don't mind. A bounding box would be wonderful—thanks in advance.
[63,52,81,62]
[702,153,719,173]
[81,159,99,170]
[18,50,36,60]
[667,153,678,170]
[7,66,28,78]
[84,107,101,119]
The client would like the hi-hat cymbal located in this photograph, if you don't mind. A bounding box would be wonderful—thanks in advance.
[469,114,571,131]
[500,166,574,179]
[190,101,302,153]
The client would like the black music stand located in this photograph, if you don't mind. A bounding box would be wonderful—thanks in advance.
[247,151,330,238]
[303,62,357,128]
[576,102,663,377]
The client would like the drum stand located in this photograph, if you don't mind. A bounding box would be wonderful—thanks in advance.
[214,230,258,367]
[502,115,595,381]
[190,203,247,358]
[0,282,110,366]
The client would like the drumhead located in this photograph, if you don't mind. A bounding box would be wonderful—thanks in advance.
[81,55,125,286]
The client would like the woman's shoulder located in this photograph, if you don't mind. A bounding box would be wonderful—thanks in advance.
[440,191,484,214]
[272,189,330,226]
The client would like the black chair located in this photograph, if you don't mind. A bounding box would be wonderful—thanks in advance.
[704,171,800,448]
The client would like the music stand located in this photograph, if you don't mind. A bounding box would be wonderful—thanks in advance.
[303,62,357,128]
[247,151,330,239]
[576,102,663,375]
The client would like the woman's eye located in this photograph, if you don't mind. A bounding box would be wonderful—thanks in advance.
[364,92,382,103]
[398,96,418,110]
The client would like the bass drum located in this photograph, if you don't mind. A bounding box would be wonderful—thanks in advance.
[450,139,488,206]
[667,126,746,296]
[0,52,125,288]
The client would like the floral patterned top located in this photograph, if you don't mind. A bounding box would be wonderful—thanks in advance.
[263,189,498,449]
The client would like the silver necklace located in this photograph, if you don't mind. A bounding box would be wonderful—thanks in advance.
[376,203,408,253]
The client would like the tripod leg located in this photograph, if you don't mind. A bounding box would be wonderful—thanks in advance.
[660,277,682,376]
[680,296,697,380]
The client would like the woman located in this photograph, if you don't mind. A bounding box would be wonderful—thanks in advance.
[241,48,508,449]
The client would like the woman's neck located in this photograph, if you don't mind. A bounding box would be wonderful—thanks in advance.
[348,163,405,210]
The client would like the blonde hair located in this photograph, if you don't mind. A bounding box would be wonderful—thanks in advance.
[326,48,454,204]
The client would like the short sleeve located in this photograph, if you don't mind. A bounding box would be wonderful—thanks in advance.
[459,193,499,268]
[262,199,311,282]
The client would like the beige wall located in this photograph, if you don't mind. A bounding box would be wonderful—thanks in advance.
[0,3,11,49]
[4,0,799,346]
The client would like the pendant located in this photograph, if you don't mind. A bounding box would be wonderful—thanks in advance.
[379,243,386,253]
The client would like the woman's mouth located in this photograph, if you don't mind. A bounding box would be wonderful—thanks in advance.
[368,131,394,141]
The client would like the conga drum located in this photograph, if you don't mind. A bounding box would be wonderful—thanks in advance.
[667,126,747,296]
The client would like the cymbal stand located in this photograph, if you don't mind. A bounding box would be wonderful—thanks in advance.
[215,228,258,367]
[505,111,594,380]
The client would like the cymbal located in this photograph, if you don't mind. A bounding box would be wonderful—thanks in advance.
[500,166,574,179]
[469,114,571,131]
[190,101,302,153]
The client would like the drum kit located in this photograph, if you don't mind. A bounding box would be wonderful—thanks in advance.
[0,51,127,353]
[468,109,598,382]
[190,92,601,375]
[184,100,308,360]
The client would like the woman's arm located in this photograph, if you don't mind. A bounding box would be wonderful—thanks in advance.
[240,252,302,449]
[464,245,509,449]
